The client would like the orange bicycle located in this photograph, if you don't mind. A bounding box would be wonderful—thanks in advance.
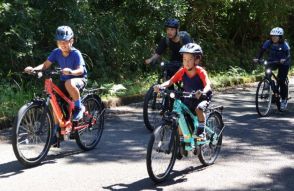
[12,69,105,167]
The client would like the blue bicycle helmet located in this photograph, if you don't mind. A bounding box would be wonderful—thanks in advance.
[165,18,179,29]
[55,26,74,41]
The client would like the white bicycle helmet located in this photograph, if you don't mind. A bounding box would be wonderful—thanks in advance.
[179,43,203,55]
[270,27,284,36]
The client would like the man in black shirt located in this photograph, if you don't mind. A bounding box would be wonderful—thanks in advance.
[145,18,193,77]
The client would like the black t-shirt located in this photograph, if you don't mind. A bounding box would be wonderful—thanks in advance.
[155,35,192,62]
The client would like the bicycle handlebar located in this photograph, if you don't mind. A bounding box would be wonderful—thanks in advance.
[256,59,282,66]
[24,68,62,78]
[157,88,208,100]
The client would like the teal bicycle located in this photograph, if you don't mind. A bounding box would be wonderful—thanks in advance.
[146,89,225,183]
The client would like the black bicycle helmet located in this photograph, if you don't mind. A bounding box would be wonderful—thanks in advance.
[165,18,179,29]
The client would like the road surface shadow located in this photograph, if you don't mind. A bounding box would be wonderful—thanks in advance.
[228,167,294,191]
[0,144,84,178]
[102,165,206,191]
[0,160,25,178]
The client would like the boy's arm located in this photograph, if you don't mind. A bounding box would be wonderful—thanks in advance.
[62,66,84,76]
[39,60,52,70]
[71,67,84,75]
[24,60,52,73]
[154,79,174,92]
[154,68,183,92]
[198,67,212,94]
[202,83,212,94]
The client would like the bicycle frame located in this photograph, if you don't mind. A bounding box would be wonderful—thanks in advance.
[260,60,289,97]
[263,66,279,95]
[43,76,95,135]
[172,98,215,151]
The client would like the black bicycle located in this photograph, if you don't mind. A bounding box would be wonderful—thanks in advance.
[255,59,290,116]
[143,61,182,131]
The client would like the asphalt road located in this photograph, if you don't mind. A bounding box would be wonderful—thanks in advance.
[0,79,293,191]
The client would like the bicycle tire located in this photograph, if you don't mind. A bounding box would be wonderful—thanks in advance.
[143,86,163,132]
[146,123,178,183]
[75,94,105,151]
[255,79,272,117]
[12,102,53,167]
[198,112,223,166]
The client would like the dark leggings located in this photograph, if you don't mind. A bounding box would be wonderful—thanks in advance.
[271,64,290,100]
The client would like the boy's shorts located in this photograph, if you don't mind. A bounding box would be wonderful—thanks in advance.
[183,98,209,112]
[58,78,87,97]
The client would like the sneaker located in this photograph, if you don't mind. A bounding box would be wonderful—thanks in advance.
[196,132,206,141]
[280,99,288,111]
[73,105,85,121]
[51,134,61,147]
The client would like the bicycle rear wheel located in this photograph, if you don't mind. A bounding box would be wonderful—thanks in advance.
[12,102,53,167]
[146,123,178,183]
[143,86,164,132]
[75,94,105,151]
[199,112,223,166]
[255,79,272,117]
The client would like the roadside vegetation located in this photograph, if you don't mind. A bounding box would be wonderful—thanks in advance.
[0,1,293,127]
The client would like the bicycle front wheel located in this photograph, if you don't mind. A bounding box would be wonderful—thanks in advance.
[146,123,178,183]
[12,102,53,167]
[143,86,164,132]
[199,112,223,166]
[75,94,105,151]
[255,79,272,117]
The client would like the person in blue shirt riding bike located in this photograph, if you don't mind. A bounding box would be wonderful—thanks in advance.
[154,43,212,138]
[253,27,291,111]
[145,18,193,78]
[24,26,87,121]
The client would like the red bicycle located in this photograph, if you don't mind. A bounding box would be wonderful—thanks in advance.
[12,69,105,167]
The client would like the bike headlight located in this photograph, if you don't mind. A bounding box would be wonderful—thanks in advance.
[160,62,165,67]
[37,72,43,78]
[266,69,271,74]
[170,92,175,98]
[264,61,268,65]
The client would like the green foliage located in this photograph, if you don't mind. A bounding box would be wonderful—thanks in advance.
[1,0,294,123]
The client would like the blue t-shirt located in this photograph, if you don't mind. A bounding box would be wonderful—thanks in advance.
[47,47,87,81]
[261,40,291,65]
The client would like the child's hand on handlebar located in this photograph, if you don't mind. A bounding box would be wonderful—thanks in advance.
[153,84,163,93]
[280,59,286,64]
[62,68,73,75]
[195,90,203,99]
[24,66,34,74]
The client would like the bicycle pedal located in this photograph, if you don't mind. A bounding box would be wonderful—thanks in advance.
[69,133,76,139]
[52,140,60,148]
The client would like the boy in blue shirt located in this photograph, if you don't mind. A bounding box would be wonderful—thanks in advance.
[24,26,87,121]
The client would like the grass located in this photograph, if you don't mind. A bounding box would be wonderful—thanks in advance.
[1,66,293,128]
